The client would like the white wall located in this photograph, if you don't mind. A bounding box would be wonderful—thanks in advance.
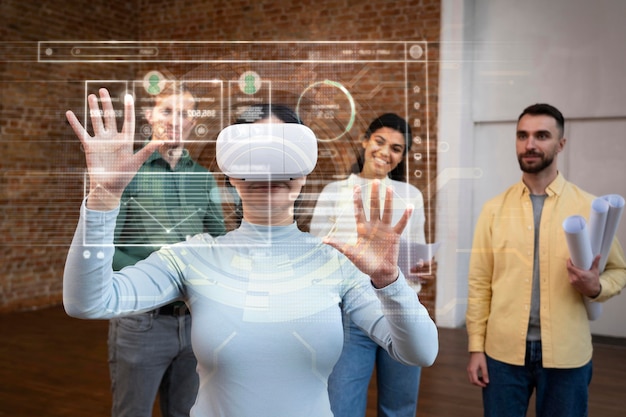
[437,0,626,337]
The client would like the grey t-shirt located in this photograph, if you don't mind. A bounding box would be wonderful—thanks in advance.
[527,193,547,341]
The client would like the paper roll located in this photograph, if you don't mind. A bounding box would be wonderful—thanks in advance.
[597,194,625,272]
[562,194,625,321]
[562,215,602,320]
[588,198,609,257]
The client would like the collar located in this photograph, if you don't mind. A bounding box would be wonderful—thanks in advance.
[142,142,194,169]
[236,220,302,243]
[519,171,567,197]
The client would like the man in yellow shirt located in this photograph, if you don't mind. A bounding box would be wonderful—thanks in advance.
[466,103,626,417]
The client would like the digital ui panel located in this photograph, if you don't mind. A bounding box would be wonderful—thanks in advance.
[6,41,433,258]
[40,42,430,173]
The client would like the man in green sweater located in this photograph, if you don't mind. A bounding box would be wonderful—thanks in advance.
[109,81,225,417]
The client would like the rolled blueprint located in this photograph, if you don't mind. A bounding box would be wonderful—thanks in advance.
[562,215,602,320]
[563,215,594,270]
[562,194,625,321]
[588,198,609,258]
[597,194,625,272]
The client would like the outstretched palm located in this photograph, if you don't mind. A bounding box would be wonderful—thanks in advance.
[66,88,160,207]
[324,180,412,288]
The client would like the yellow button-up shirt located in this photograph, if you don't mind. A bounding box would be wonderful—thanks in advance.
[466,173,626,368]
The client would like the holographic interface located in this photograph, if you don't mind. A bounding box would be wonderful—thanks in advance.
[35,42,432,256]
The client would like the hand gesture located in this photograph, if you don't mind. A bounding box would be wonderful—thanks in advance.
[324,180,412,288]
[66,88,161,210]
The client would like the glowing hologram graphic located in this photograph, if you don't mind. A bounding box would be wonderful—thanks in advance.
[296,80,356,142]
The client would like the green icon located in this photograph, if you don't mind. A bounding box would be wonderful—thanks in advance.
[244,74,257,94]
[239,71,261,95]
[143,70,165,95]
[147,74,161,94]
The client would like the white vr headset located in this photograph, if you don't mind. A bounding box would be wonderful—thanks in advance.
[216,123,318,181]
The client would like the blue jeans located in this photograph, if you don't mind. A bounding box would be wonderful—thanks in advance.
[483,341,592,417]
[328,318,421,417]
[108,310,198,417]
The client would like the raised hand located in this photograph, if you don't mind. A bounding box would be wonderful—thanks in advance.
[323,180,413,288]
[66,88,161,210]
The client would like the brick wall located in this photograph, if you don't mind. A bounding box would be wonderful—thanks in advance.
[1,0,440,317]
[1,0,140,311]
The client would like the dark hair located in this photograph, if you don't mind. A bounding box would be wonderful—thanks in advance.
[235,104,303,124]
[352,113,413,181]
[518,103,565,137]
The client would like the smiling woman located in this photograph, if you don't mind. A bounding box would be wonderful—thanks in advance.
[309,113,429,417]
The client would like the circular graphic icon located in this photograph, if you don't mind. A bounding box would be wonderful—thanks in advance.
[239,71,262,95]
[296,80,356,142]
[140,124,152,138]
[409,45,424,59]
[195,124,208,138]
[143,70,166,95]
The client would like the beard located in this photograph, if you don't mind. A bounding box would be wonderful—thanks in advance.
[517,151,556,174]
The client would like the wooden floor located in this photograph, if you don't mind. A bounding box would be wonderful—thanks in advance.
[0,306,624,417]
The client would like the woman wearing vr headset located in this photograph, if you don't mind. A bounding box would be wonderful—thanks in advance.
[310,113,428,417]
[63,89,438,417]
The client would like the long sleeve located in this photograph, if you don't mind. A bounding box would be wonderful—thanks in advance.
[63,201,184,319]
[465,175,626,367]
[341,265,438,367]
[465,203,494,353]
[594,236,626,302]
[110,154,226,271]
[112,188,142,270]
[203,178,226,237]
[402,181,426,245]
